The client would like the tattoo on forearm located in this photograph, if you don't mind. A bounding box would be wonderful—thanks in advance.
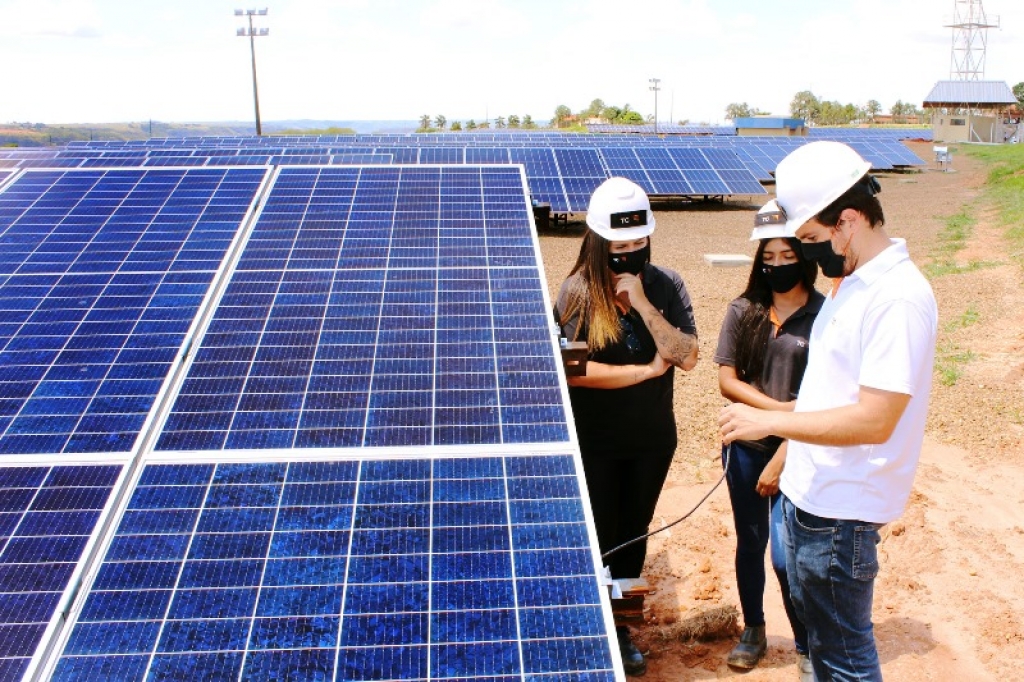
[644,311,697,365]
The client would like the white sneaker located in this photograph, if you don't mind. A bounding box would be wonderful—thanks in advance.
[797,653,814,682]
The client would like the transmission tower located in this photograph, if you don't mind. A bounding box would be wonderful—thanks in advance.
[945,0,999,80]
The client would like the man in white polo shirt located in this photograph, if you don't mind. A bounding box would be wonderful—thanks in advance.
[718,141,938,682]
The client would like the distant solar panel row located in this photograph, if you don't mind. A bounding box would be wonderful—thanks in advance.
[0,146,774,211]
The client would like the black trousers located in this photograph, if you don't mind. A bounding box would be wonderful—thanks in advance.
[581,448,675,579]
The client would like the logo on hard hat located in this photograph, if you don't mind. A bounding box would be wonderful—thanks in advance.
[610,211,647,228]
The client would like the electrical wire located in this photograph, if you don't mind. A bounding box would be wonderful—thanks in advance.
[601,443,732,561]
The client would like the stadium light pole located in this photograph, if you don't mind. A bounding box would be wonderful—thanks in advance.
[235,9,269,136]
[649,78,661,134]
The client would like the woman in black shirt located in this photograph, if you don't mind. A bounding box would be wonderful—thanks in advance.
[714,200,823,680]
[555,177,698,676]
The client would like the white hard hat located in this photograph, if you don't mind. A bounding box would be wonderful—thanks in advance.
[775,141,872,235]
[749,199,789,241]
[585,177,656,241]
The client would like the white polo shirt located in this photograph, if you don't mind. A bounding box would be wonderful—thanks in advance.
[779,239,938,524]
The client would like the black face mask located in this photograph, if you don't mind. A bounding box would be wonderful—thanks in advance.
[608,244,650,275]
[800,240,846,278]
[762,262,803,293]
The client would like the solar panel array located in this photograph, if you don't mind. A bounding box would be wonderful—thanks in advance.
[2,165,621,681]
[2,130,931,212]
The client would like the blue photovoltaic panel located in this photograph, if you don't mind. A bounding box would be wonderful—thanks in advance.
[463,148,510,165]
[155,166,569,452]
[553,149,606,212]
[50,455,613,681]
[507,149,568,209]
[0,168,268,455]
[417,148,463,165]
[0,464,121,681]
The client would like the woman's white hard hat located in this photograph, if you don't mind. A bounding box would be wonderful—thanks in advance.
[749,199,789,241]
[585,177,656,241]
[775,141,872,235]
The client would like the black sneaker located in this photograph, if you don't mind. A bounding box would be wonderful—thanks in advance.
[616,626,647,677]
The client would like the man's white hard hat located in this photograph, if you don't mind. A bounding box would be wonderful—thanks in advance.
[585,177,656,241]
[749,199,789,241]
[775,141,872,235]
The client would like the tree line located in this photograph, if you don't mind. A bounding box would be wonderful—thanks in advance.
[727,91,926,126]
[418,113,539,132]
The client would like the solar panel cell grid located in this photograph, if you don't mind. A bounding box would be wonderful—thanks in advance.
[0,464,121,681]
[0,168,267,456]
[51,456,614,681]
[155,166,568,453]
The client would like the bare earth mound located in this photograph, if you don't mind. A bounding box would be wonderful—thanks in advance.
[538,141,1024,681]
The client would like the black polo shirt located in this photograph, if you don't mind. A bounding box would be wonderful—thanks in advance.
[555,264,697,456]
[714,290,825,452]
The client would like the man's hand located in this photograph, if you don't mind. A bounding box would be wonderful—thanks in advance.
[718,403,776,443]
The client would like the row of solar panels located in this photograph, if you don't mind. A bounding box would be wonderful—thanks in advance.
[0,164,620,680]
[62,128,933,148]
[0,139,928,212]
[0,146,771,211]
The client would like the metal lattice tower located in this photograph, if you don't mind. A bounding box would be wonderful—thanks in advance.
[945,0,1000,80]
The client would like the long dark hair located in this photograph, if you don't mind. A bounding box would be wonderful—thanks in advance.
[733,237,817,383]
[560,231,652,351]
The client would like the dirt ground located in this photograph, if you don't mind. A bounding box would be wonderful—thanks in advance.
[537,141,1024,681]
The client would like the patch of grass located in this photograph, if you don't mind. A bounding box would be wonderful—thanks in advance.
[934,340,977,386]
[961,144,1024,269]
[942,304,981,333]
[921,209,999,279]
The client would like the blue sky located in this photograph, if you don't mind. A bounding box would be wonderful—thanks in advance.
[1,0,1021,125]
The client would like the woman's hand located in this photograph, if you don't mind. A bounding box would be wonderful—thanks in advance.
[614,273,649,310]
[755,442,787,497]
[647,352,670,380]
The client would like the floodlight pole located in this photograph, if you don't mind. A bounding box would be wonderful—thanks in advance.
[649,78,661,134]
[236,9,269,136]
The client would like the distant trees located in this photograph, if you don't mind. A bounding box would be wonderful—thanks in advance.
[788,90,920,125]
[434,115,447,130]
[419,114,431,130]
[465,120,477,130]
[1015,82,1024,107]
[865,99,882,122]
[790,91,820,122]
[522,114,536,129]
[450,121,462,131]
[495,116,505,129]
[724,102,768,120]
[507,114,521,128]
[552,104,573,128]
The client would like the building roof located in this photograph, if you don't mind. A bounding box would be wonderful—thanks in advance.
[923,80,1017,107]
[734,117,805,129]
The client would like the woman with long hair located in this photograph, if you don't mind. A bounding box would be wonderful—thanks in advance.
[714,200,823,681]
[555,177,699,676]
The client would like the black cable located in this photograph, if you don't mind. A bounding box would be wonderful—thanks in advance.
[601,442,731,561]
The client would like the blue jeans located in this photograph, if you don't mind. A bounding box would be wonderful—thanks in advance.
[722,443,807,654]
[782,495,883,681]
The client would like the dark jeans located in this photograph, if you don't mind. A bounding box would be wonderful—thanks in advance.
[722,442,808,654]
[581,449,674,579]
[782,495,883,681]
